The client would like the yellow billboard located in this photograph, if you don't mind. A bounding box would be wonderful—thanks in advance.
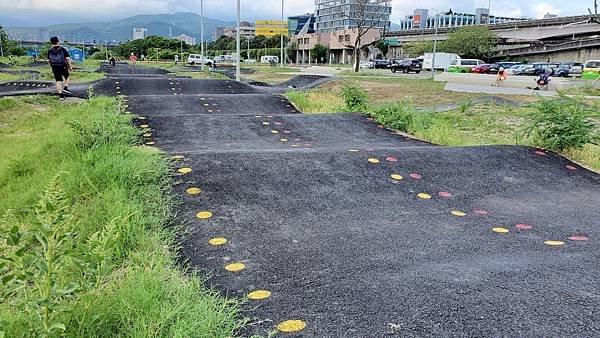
[255,20,288,37]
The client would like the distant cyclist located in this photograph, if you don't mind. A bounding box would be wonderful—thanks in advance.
[492,67,508,87]
[47,36,73,100]
[129,52,138,66]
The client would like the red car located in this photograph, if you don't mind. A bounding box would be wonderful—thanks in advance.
[472,64,491,74]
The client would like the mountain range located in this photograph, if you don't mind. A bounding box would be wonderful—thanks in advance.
[5,12,236,43]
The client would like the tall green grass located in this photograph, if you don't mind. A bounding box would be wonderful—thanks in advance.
[0,96,240,337]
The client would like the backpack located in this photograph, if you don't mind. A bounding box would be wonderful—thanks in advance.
[49,47,66,66]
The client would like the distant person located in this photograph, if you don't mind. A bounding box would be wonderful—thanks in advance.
[535,71,551,91]
[492,67,508,87]
[174,54,179,64]
[109,55,116,66]
[47,36,73,100]
[141,53,146,61]
[129,53,138,66]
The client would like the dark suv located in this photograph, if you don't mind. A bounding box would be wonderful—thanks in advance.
[518,62,559,76]
[554,62,584,77]
[390,59,422,73]
[373,59,391,69]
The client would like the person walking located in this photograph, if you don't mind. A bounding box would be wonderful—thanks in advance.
[47,36,73,100]
[129,52,138,66]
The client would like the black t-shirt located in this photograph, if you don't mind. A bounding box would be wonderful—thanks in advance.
[47,46,70,67]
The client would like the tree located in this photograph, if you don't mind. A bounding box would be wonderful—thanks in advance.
[443,26,498,60]
[402,41,435,57]
[311,44,329,63]
[342,0,391,72]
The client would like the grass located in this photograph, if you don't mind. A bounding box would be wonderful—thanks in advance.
[0,95,240,337]
[0,57,105,83]
[562,84,600,96]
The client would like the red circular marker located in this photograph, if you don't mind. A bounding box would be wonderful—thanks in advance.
[409,173,422,179]
[294,138,301,141]
[366,148,375,151]
[472,208,489,216]
[274,122,282,126]
[438,191,452,197]
[367,117,374,121]
[565,165,577,171]
[386,156,398,162]
[377,125,384,128]
[283,130,291,134]
[516,223,533,230]
[534,150,547,156]
[304,143,312,147]
[569,235,589,241]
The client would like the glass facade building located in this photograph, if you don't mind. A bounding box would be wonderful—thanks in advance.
[397,8,524,31]
[288,14,316,36]
[314,0,392,32]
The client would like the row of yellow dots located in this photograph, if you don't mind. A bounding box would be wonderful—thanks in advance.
[367,156,568,246]
[176,156,306,333]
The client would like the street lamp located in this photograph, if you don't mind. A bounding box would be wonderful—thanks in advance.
[236,0,241,81]
[280,0,285,67]
[200,0,205,71]
[430,8,439,80]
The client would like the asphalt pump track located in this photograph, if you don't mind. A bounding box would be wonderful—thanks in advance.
[5,66,600,336]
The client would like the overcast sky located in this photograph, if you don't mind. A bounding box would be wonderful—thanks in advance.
[0,0,593,27]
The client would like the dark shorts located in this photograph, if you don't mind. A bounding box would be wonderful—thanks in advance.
[51,66,69,82]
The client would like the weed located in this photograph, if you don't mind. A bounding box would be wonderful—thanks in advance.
[523,95,599,151]
[369,102,414,132]
[458,100,474,115]
[341,82,369,112]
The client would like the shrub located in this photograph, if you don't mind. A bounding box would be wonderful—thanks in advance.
[369,102,414,132]
[523,96,599,151]
[341,82,369,112]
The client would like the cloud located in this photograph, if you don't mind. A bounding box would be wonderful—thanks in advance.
[531,2,563,18]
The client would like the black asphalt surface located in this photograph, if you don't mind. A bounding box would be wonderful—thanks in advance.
[4,65,600,336]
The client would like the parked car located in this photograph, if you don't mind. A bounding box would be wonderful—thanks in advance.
[187,54,214,67]
[390,59,422,73]
[472,64,492,74]
[487,62,522,74]
[359,60,374,69]
[447,59,485,73]
[582,60,600,79]
[373,59,391,69]
[554,62,584,77]
[517,62,559,76]
[507,64,529,75]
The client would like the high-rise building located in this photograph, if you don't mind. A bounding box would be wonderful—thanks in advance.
[176,34,196,45]
[132,28,147,40]
[288,14,316,36]
[314,0,392,33]
[255,20,288,37]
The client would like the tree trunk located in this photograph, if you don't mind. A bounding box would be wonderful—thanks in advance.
[353,38,361,72]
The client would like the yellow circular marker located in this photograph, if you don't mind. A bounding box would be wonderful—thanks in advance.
[262,122,270,125]
[224,262,245,272]
[177,167,192,174]
[280,138,288,142]
[143,133,152,137]
[348,149,359,152]
[254,115,262,118]
[139,124,149,128]
[208,237,227,246]
[196,211,213,219]
[271,130,279,134]
[368,158,380,164]
[247,290,271,300]
[171,155,184,160]
[451,210,466,217]
[138,116,146,120]
[545,240,565,246]
[492,227,510,233]
[277,320,306,333]
[145,142,155,145]
[390,174,403,180]
[291,144,300,147]
[417,193,431,199]
[186,187,202,195]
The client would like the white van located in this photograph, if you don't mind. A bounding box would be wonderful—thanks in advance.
[422,52,459,70]
[261,55,279,64]
[187,54,215,67]
[448,59,485,72]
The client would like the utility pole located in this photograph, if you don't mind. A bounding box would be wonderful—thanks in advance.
[247,38,250,63]
[431,9,439,80]
[280,0,285,67]
[236,0,241,81]
[200,0,205,71]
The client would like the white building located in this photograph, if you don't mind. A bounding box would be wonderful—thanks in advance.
[176,34,196,45]
[133,28,148,40]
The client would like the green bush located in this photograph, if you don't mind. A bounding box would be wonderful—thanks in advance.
[341,82,369,112]
[523,96,599,151]
[369,102,414,132]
